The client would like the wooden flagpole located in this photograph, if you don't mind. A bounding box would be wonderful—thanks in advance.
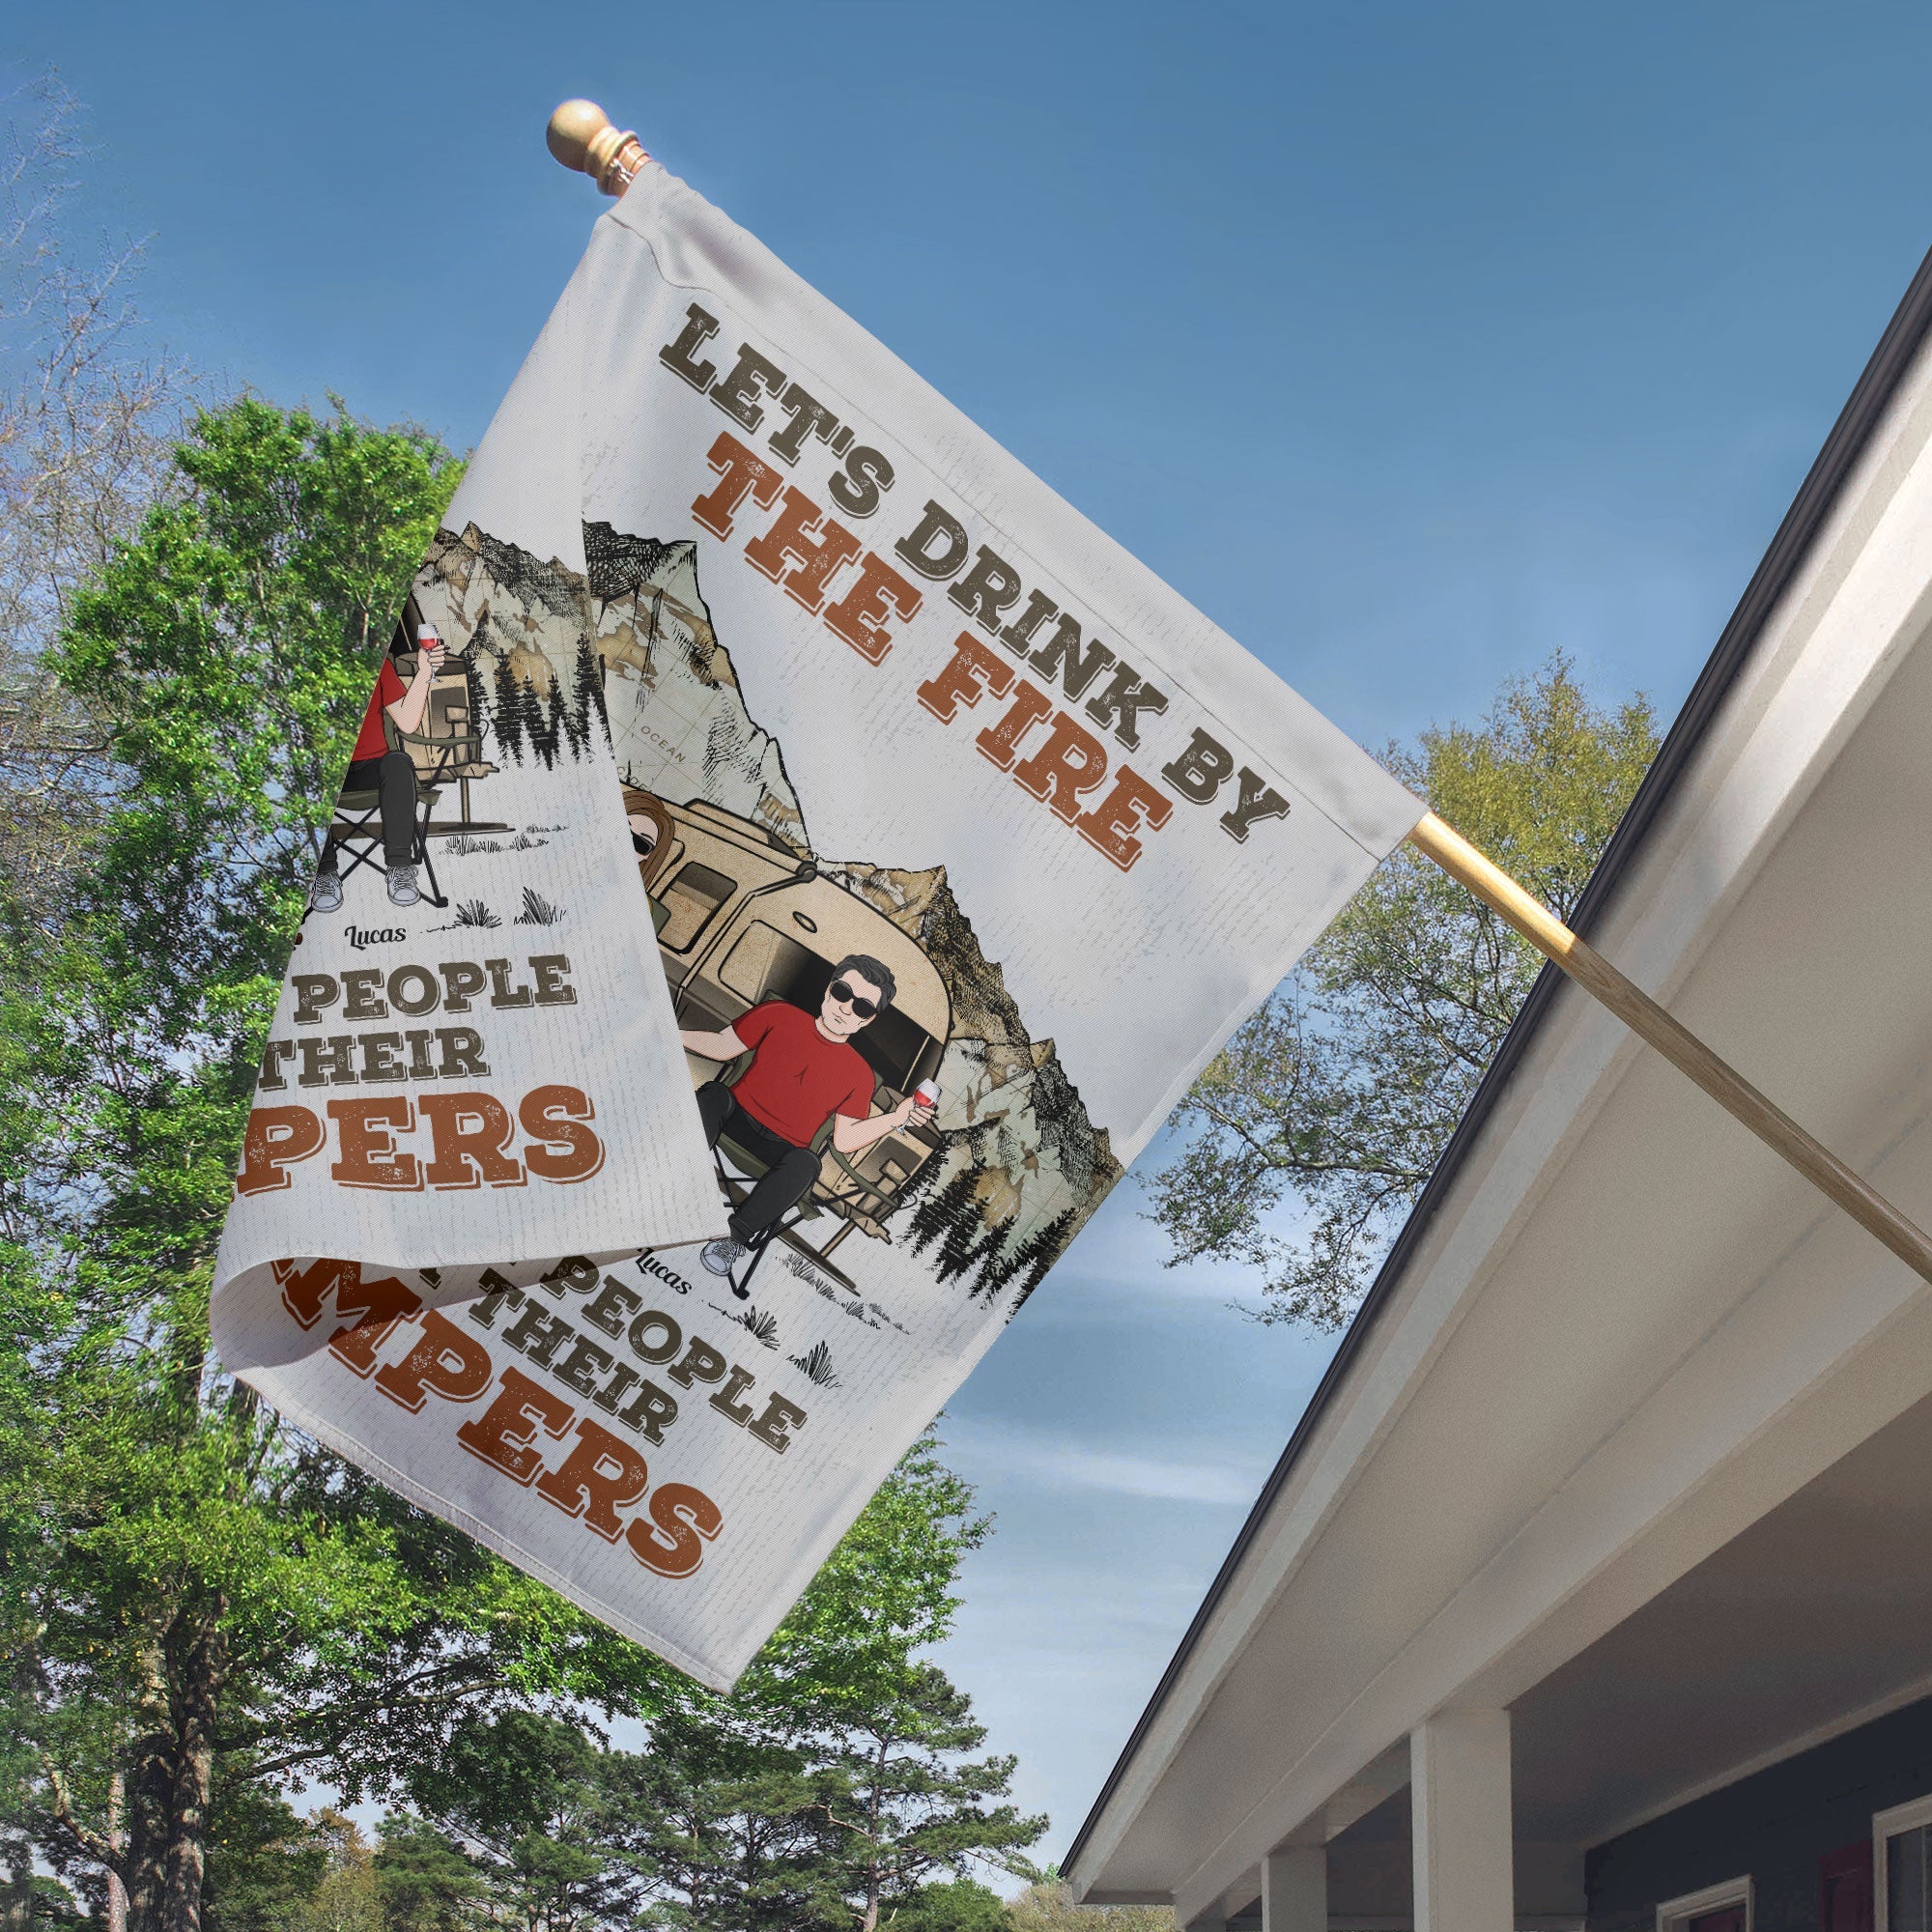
[1407,810,1932,1284]
[542,99,1932,1289]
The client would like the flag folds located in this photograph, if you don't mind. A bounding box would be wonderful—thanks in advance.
[212,164,1423,1689]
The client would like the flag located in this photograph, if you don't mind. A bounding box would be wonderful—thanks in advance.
[212,162,1423,1690]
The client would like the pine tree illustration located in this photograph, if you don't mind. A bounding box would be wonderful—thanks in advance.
[522,676,550,765]
[1005,1209,1078,1314]
[558,658,587,758]
[588,640,611,738]
[520,675,562,770]
[907,1163,982,1261]
[952,1210,1019,1293]
[968,1219,1026,1301]
[493,655,526,764]
[886,1142,946,1229]
[462,652,493,752]
[935,1183,1003,1286]
[568,641,607,746]
[570,637,609,750]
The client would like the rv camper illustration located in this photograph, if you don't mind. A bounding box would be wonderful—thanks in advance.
[626,786,952,1291]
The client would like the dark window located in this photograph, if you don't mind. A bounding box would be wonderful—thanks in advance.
[1889,1826,1930,1932]
[1690,1909,1745,1932]
[1821,1842,1873,1932]
[659,862,734,952]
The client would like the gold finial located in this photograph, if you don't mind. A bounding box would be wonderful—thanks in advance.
[546,100,648,197]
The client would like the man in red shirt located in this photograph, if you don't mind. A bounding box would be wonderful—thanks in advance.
[310,629,445,911]
[681,954,935,1284]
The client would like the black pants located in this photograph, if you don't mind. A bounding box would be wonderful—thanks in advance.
[324,751,417,868]
[697,1085,822,1245]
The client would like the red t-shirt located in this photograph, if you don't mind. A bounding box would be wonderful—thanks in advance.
[352,660,409,762]
[730,1001,874,1149]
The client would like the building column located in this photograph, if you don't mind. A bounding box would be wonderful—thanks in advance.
[1410,1709,1513,1932]
[1263,1846,1327,1932]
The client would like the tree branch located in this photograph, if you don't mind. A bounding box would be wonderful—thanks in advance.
[37,1751,128,1881]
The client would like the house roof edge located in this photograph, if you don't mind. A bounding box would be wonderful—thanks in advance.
[1065,231,1932,1891]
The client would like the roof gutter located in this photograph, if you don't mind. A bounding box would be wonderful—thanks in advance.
[1065,232,1932,1889]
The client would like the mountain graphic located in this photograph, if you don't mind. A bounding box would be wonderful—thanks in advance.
[420,520,1122,1305]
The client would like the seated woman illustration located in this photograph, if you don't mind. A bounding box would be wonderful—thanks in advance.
[311,626,445,911]
[681,954,937,1280]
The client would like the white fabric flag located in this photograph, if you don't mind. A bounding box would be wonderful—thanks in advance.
[212,163,1423,1690]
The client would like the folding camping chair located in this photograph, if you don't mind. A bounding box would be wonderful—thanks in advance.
[696,1056,901,1299]
[317,767,449,910]
[392,661,504,833]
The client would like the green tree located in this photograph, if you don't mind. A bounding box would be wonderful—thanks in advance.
[614,1699,828,1932]
[0,76,190,904]
[1150,656,1659,1330]
[202,1783,327,1932]
[409,1712,638,1932]
[626,1439,1045,1932]
[281,1813,380,1932]
[1004,1874,1174,1929]
[0,398,690,1932]
[888,1876,1008,1929]
[796,1663,1038,1932]
[372,1816,487,1932]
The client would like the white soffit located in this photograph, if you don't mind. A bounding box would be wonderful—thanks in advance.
[1073,296,1932,1914]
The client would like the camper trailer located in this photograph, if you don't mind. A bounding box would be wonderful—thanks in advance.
[627,789,952,1286]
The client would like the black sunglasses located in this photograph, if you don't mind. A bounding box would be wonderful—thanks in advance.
[828,979,879,1019]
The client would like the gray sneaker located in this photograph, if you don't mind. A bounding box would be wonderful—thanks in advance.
[310,868,343,913]
[386,862,420,908]
[700,1237,748,1278]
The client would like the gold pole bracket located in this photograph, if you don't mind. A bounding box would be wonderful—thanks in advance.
[1407,809,1932,1286]
[547,100,648,197]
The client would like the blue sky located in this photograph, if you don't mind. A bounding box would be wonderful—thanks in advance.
[15,0,1932,1871]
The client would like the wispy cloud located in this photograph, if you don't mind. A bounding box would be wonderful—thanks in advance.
[943,1417,1258,1507]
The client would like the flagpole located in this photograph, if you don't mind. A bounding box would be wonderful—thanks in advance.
[1407,810,1932,1284]
[539,102,1932,1289]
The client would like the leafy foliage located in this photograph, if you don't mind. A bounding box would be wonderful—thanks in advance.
[1151,656,1660,1329]
[0,77,191,903]
[631,1440,1042,1931]
[1004,1875,1175,1930]
[0,397,701,1932]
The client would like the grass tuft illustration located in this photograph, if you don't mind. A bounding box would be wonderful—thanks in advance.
[515,887,564,925]
[452,898,499,928]
[738,1306,781,1350]
[788,1340,840,1388]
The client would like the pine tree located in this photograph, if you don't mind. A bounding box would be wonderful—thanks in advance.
[1004,1210,1076,1314]
[525,675,565,770]
[460,650,493,757]
[967,1221,1024,1302]
[626,1439,1043,1931]
[558,662,586,759]
[934,1181,1001,1287]
[492,654,526,764]
[907,1164,980,1263]
[887,1144,945,1230]
[569,638,608,753]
